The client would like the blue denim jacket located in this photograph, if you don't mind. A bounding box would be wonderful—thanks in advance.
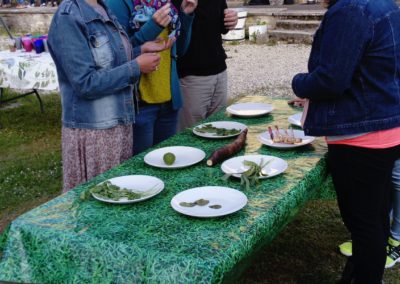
[292,0,400,136]
[48,0,141,129]
[105,0,194,110]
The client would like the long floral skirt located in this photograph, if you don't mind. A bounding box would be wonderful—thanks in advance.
[61,125,133,193]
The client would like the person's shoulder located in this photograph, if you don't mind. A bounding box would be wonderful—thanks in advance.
[104,0,132,12]
[340,0,400,23]
[52,0,81,20]
[325,0,368,19]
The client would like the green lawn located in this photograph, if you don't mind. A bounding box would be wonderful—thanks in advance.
[0,91,62,232]
[0,93,399,283]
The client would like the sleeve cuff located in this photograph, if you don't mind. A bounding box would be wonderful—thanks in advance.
[292,73,306,99]
[133,46,141,58]
[128,60,141,83]
[139,18,164,41]
[179,10,195,26]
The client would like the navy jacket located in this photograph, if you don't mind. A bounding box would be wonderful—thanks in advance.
[292,0,400,136]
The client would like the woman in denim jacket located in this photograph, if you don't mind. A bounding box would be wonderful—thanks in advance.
[48,0,168,192]
[106,0,197,154]
[291,0,400,282]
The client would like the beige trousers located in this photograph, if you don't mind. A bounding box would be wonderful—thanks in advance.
[178,70,228,131]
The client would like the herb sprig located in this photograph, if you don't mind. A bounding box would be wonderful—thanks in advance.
[223,158,273,190]
[195,124,241,136]
[80,181,158,201]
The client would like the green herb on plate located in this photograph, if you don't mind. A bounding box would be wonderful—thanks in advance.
[195,124,241,136]
[223,158,274,190]
[179,198,210,207]
[80,181,157,201]
[209,204,222,209]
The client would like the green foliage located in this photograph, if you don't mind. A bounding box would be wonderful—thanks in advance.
[0,93,62,232]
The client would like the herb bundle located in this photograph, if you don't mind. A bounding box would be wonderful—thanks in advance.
[223,158,273,190]
[195,124,241,136]
[80,181,156,201]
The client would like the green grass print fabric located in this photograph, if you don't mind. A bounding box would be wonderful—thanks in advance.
[0,97,329,283]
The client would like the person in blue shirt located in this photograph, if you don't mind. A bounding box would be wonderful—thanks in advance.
[106,0,197,155]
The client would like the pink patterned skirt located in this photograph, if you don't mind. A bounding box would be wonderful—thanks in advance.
[62,125,133,193]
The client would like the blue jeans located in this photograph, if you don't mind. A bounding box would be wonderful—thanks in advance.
[133,102,178,155]
[391,159,400,241]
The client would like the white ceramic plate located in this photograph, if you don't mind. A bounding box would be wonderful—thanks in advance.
[226,102,274,117]
[170,186,247,218]
[221,154,288,179]
[144,146,206,169]
[288,112,303,127]
[193,121,247,139]
[91,175,164,204]
[258,129,315,149]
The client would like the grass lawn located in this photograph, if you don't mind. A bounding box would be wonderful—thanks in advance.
[0,93,399,283]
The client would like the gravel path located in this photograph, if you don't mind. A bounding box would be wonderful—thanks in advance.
[225,43,311,99]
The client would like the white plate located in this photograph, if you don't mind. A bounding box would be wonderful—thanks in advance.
[226,102,274,117]
[193,121,247,139]
[91,175,164,204]
[144,146,206,169]
[258,129,315,149]
[170,186,247,218]
[288,112,303,127]
[221,154,288,179]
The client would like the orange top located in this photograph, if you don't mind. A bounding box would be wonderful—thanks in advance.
[326,127,400,149]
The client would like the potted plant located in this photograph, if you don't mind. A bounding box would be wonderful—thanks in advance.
[249,20,268,42]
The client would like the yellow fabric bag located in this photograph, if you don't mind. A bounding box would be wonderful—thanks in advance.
[139,29,172,104]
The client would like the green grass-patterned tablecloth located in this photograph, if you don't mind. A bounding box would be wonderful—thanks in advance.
[0,97,328,284]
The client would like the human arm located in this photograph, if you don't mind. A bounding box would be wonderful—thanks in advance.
[291,6,372,101]
[48,13,156,100]
[176,0,195,57]
[131,5,171,46]
[221,1,229,35]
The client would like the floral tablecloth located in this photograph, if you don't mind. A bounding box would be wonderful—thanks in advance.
[0,50,58,91]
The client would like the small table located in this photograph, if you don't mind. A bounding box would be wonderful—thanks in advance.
[0,50,58,113]
[0,97,328,283]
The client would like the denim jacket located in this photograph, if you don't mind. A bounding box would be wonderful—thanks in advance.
[48,0,141,129]
[292,0,400,136]
[105,0,194,110]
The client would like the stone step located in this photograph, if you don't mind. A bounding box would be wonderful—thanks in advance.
[273,11,324,20]
[268,29,314,44]
[275,19,320,30]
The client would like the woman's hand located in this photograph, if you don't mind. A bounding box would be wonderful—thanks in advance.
[136,53,161,74]
[224,9,238,30]
[181,0,197,15]
[141,38,175,54]
[152,4,172,27]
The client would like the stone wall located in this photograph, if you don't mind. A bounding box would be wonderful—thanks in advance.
[0,8,55,35]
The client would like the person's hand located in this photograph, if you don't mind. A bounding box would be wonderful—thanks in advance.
[141,38,175,53]
[136,53,161,74]
[181,0,197,15]
[288,98,307,108]
[224,9,238,30]
[152,4,172,27]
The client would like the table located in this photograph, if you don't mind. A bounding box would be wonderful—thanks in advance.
[0,97,328,284]
[0,50,58,112]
